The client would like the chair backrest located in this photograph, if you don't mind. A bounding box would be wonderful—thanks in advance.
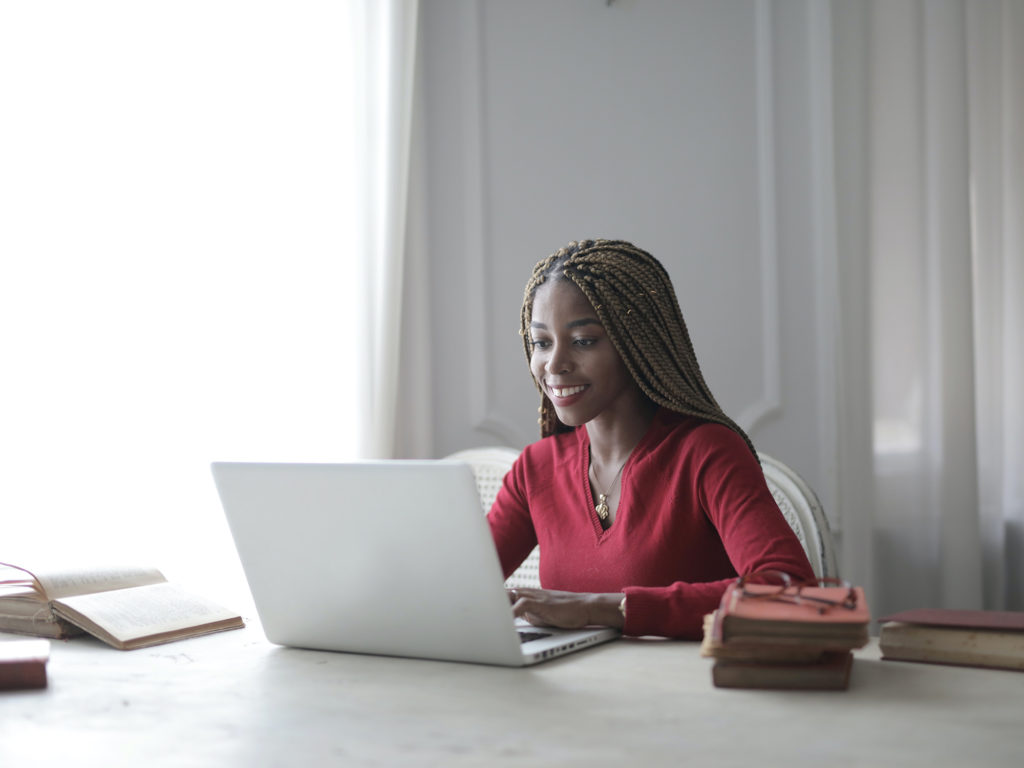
[445,447,521,512]
[757,452,839,580]
[447,446,839,588]
[445,447,540,588]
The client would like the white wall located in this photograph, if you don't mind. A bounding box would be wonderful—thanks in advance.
[412,0,845,537]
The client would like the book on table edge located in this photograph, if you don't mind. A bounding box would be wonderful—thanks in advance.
[700,612,831,663]
[0,639,50,690]
[0,561,244,650]
[879,608,1024,672]
[711,651,854,690]
[711,583,871,651]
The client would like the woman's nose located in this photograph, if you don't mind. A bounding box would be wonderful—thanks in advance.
[546,342,572,374]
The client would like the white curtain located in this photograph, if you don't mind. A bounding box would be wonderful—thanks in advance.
[847,0,1024,616]
[967,0,1024,610]
[0,1,420,597]
[351,0,421,459]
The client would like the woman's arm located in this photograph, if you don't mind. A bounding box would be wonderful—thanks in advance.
[503,425,816,639]
[488,423,816,639]
[485,455,539,579]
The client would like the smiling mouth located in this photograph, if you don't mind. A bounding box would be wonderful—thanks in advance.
[549,384,587,398]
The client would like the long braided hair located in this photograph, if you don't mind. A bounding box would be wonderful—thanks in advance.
[521,239,756,455]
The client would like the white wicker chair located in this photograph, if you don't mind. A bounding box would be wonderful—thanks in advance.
[757,452,839,580]
[447,446,839,587]
[445,447,539,588]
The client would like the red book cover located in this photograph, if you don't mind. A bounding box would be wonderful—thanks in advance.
[879,609,1024,632]
[710,582,870,653]
[721,583,870,625]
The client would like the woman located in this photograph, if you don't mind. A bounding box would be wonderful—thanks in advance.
[487,239,815,639]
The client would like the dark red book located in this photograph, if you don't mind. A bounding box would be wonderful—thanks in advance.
[0,639,49,691]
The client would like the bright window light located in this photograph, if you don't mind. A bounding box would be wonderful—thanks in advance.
[0,2,363,600]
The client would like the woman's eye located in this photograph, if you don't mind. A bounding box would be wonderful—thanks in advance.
[529,337,597,351]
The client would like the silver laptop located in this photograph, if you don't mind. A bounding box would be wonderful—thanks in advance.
[211,460,618,666]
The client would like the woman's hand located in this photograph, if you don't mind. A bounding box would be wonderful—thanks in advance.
[508,587,625,630]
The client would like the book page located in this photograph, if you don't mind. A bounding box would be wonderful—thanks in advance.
[32,565,167,600]
[0,563,46,601]
[52,582,240,642]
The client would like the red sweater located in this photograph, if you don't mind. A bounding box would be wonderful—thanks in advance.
[487,409,815,639]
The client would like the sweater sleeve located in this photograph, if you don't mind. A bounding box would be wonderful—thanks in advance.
[623,429,816,639]
[485,456,538,580]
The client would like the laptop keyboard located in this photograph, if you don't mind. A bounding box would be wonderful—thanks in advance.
[517,629,553,644]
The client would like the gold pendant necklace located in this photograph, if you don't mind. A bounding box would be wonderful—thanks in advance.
[591,452,629,521]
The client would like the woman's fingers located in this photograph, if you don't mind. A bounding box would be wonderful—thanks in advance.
[507,586,543,605]
[508,589,590,629]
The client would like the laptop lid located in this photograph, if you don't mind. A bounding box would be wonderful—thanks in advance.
[211,460,617,666]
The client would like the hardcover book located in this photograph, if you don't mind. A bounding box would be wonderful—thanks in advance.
[0,561,244,650]
[0,639,50,690]
[712,583,870,650]
[700,612,828,664]
[711,650,853,691]
[879,608,1024,672]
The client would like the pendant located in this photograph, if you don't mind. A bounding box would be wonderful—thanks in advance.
[595,494,610,520]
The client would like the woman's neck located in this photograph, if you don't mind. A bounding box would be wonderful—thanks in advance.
[584,398,659,467]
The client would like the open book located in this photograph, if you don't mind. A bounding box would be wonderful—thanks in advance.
[0,561,244,650]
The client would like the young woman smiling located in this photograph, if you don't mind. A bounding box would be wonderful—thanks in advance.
[486,240,815,639]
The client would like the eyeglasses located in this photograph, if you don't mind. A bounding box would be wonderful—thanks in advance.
[732,569,858,614]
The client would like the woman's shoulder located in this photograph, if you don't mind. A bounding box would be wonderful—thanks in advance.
[502,430,581,497]
[520,427,582,460]
[650,408,741,442]
[643,409,755,467]
[516,428,584,475]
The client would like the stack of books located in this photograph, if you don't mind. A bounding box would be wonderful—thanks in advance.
[880,608,1024,671]
[702,574,871,690]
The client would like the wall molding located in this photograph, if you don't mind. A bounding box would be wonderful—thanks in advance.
[808,0,841,528]
[465,0,784,445]
[465,0,522,446]
[736,0,783,436]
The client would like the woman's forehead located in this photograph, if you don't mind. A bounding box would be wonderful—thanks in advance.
[531,279,597,324]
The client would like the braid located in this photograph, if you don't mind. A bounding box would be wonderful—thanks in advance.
[520,239,756,455]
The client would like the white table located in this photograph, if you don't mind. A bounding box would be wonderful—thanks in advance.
[2,619,1023,767]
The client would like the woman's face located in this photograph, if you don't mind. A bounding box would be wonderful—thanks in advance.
[528,278,643,428]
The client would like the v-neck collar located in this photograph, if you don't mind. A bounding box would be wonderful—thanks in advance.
[576,408,667,539]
